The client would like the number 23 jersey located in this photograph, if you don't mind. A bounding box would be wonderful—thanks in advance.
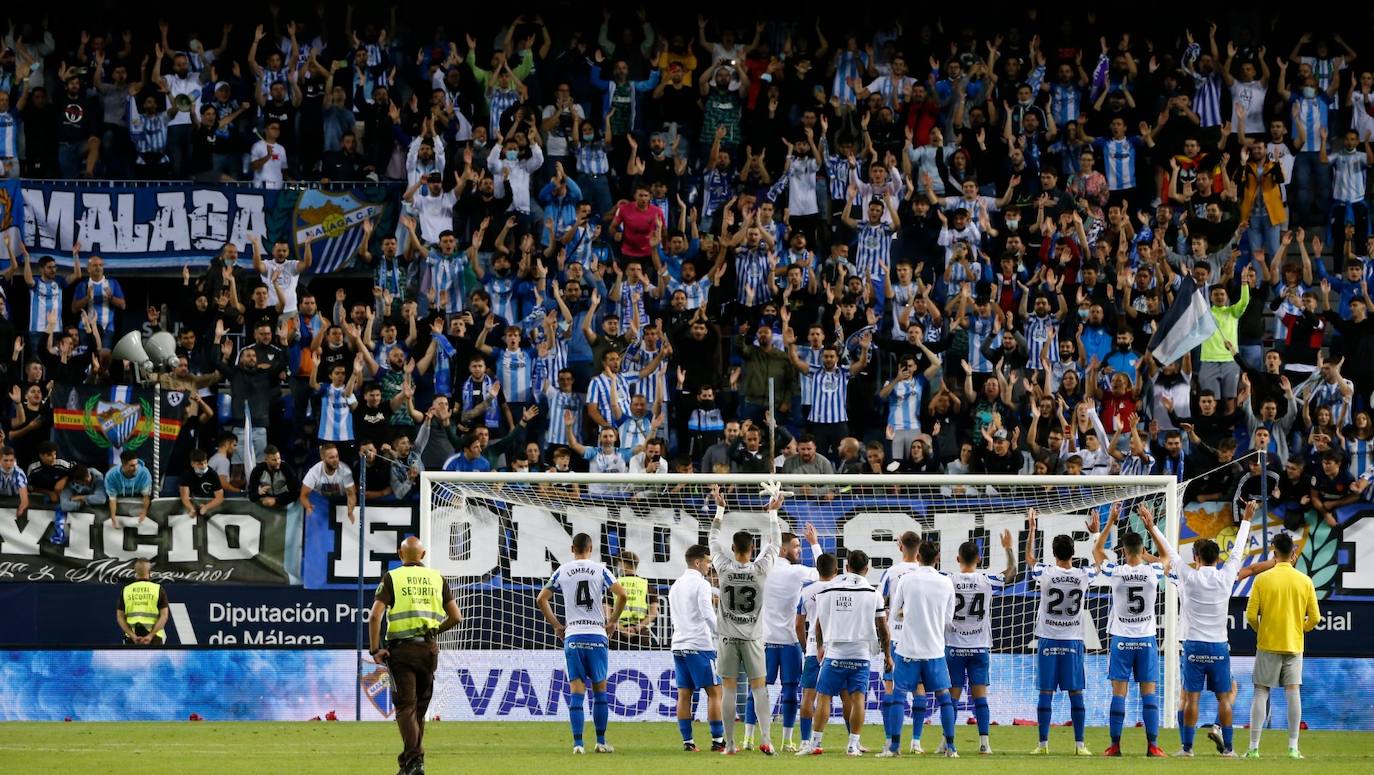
[944,571,1007,649]
[1032,563,1097,641]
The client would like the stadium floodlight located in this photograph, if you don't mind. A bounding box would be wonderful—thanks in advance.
[419,472,1181,726]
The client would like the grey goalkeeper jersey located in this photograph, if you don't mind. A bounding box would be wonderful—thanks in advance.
[709,507,781,640]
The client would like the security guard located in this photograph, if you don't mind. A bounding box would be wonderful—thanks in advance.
[370,536,461,775]
[116,559,168,645]
[611,551,659,647]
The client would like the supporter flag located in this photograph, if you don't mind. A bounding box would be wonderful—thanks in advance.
[1147,276,1217,366]
[51,384,183,474]
[269,186,395,274]
[0,177,22,261]
[242,401,255,468]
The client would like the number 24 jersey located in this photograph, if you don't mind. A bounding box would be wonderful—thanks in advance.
[944,571,1007,649]
[1032,563,1097,641]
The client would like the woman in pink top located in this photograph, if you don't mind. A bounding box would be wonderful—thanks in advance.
[611,185,665,261]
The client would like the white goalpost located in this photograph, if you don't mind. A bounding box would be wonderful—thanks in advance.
[419,472,1181,728]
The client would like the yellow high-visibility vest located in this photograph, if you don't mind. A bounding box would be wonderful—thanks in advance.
[618,575,649,625]
[122,580,164,640]
[385,565,446,640]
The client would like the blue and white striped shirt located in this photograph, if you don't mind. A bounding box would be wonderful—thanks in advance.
[1096,136,1142,190]
[488,88,520,136]
[735,248,773,305]
[1049,82,1083,126]
[1293,95,1331,153]
[795,345,825,407]
[808,367,850,423]
[617,413,653,456]
[1118,451,1156,478]
[587,372,632,428]
[666,276,712,310]
[853,222,894,280]
[831,50,870,106]
[317,383,355,441]
[886,378,923,431]
[575,141,610,176]
[495,347,536,404]
[616,280,653,329]
[484,275,516,324]
[74,277,124,332]
[426,251,468,313]
[0,109,19,158]
[1346,437,1374,480]
[29,277,65,334]
[1024,313,1060,365]
[1194,73,1224,127]
[128,101,169,156]
[966,314,996,373]
[827,153,857,201]
[543,388,583,447]
[0,464,27,496]
[1331,149,1368,203]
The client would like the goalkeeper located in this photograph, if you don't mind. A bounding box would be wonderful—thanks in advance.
[369,537,462,775]
[709,481,783,755]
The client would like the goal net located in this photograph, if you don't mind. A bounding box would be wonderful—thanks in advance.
[420,472,1181,729]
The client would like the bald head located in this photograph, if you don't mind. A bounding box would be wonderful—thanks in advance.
[134,558,152,579]
[399,536,427,563]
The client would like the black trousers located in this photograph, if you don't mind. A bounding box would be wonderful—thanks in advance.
[388,640,439,769]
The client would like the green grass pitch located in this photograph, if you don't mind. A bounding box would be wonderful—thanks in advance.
[3,722,1373,774]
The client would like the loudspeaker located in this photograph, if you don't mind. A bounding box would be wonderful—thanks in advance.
[111,331,153,372]
[144,331,179,371]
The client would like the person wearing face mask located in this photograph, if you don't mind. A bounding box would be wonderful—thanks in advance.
[179,449,225,520]
[1279,69,1335,234]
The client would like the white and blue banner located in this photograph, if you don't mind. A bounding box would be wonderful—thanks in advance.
[13,179,401,272]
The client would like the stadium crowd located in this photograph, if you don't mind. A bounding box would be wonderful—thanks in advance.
[0,8,1372,529]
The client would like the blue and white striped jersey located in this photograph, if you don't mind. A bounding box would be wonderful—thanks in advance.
[1331,148,1369,203]
[1049,82,1083,125]
[807,367,850,423]
[0,109,20,158]
[794,345,825,406]
[317,383,356,441]
[426,251,468,313]
[1096,136,1142,190]
[543,386,583,447]
[853,222,894,280]
[586,372,632,427]
[966,313,996,373]
[1024,313,1060,365]
[1292,96,1331,153]
[484,275,516,324]
[735,248,773,305]
[494,347,536,403]
[886,378,923,431]
[29,277,65,334]
[74,277,124,331]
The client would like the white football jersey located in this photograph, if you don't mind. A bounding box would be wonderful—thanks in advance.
[1032,563,1097,641]
[798,578,830,657]
[710,510,781,640]
[891,566,955,660]
[546,559,617,638]
[762,552,821,645]
[1168,521,1252,643]
[1100,559,1164,638]
[878,560,922,636]
[815,571,884,660]
[944,571,1007,649]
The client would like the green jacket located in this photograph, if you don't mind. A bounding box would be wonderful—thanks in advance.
[735,335,798,407]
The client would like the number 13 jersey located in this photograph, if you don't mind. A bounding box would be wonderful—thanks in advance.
[944,571,1007,649]
[1032,563,1097,641]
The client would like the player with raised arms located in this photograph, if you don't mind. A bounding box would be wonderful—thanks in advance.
[1026,507,1095,755]
[877,532,927,753]
[708,481,783,755]
[794,551,838,754]
[1140,500,1270,757]
[1091,503,1167,757]
[668,542,726,752]
[535,532,628,754]
[806,549,890,757]
[888,540,960,758]
[752,521,823,751]
[943,529,1017,754]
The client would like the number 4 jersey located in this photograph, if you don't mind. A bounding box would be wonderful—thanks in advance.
[547,559,618,638]
[944,571,1007,649]
[1099,559,1164,638]
[1032,563,1097,641]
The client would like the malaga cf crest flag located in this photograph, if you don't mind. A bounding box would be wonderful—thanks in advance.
[51,383,183,471]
